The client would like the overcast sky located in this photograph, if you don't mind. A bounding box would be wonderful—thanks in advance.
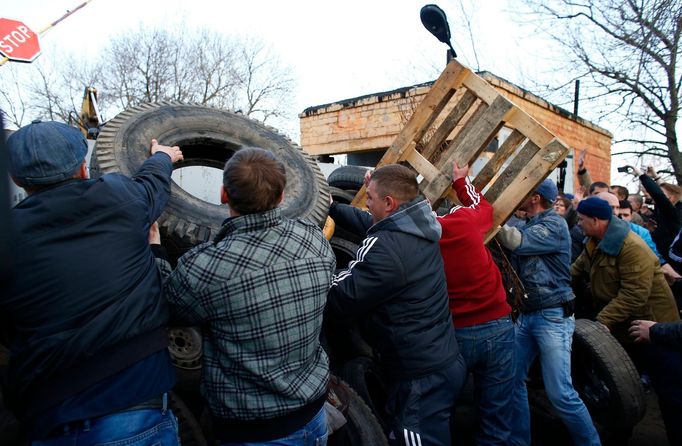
[3,0,555,115]
[2,0,645,188]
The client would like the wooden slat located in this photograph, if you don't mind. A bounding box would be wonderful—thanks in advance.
[437,95,514,168]
[420,90,478,160]
[405,146,441,183]
[483,139,570,243]
[484,140,542,204]
[461,70,499,105]
[472,129,526,190]
[504,107,554,148]
[421,95,514,201]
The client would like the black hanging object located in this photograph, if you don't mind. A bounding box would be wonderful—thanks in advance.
[420,4,457,58]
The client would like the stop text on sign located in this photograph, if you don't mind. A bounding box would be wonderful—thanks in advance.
[0,18,41,62]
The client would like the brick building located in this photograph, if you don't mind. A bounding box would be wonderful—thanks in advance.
[299,72,612,194]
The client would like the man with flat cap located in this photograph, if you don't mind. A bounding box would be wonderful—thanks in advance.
[572,196,681,444]
[1,120,183,444]
[497,179,600,446]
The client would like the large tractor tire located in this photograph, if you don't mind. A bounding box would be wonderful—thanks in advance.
[92,102,329,260]
[571,319,645,440]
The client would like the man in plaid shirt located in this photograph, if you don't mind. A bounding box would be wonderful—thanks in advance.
[156,148,335,445]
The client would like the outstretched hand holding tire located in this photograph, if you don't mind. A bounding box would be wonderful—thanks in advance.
[151,139,184,163]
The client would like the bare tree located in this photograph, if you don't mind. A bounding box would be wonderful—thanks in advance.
[0,64,31,128]
[97,26,295,126]
[25,54,103,132]
[519,0,682,182]
[230,38,296,123]
[5,24,296,138]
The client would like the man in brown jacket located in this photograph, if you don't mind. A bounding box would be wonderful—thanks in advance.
[571,196,681,444]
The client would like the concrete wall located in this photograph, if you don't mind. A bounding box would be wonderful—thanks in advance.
[299,73,612,193]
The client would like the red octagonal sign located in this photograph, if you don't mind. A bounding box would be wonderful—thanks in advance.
[0,18,41,62]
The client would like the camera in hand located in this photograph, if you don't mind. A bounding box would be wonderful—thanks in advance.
[617,166,631,173]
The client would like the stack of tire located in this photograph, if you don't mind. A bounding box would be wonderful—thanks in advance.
[326,166,370,270]
[91,103,388,446]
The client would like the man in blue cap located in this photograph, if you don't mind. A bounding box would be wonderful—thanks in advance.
[497,179,600,446]
[1,120,183,444]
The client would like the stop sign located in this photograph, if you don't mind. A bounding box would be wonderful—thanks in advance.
[0,18,41,62]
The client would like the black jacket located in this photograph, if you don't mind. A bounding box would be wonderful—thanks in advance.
[2,153,174,419]
[651,321,682,349]
[640,174,682,263]
[327,199,459,379]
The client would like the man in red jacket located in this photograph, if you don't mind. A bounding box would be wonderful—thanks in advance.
[437,162,514,445]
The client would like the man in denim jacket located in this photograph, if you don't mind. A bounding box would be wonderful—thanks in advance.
[497,179,600,446]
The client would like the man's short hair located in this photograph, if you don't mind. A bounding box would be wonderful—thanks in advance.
[589,181,610,195]
[370,164,419,203]
[628,193,643,206]
[223,148,286,215]
[612,185,629,201]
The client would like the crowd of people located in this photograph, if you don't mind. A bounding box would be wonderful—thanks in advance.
[2,120,682,446]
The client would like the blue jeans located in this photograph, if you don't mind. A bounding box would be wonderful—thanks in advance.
[510,308,600,446]
[455,315,515,446]
[32,406,179,446]
[221,407,328,446]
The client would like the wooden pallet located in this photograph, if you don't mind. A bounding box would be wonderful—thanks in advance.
[350,59,569,242]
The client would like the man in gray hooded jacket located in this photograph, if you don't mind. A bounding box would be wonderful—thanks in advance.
[327,164,465,446]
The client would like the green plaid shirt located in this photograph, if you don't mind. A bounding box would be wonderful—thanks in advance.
[158,208,334,420]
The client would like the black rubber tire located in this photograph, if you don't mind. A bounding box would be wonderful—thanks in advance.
[338,357,389,434]
[329,378,389,446]
[571,319,645,437]
[328,166,370,191]
[169,391,208,446]
[92,102,329,260]
[330,236,359,270]
[330,186,357,205]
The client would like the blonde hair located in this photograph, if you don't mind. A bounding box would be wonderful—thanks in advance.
[661,183,682,198]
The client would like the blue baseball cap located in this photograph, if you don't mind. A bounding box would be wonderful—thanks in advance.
[534,178,558,203]
[7,120,87,187]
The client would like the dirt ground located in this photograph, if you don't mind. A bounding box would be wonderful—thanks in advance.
[628,391,668,446]
[453,386,669,445]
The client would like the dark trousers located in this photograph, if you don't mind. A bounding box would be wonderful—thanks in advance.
[639,343,682,446]
[385,356,466,446]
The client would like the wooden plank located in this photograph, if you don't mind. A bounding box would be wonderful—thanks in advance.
[420,95,514,201]
[472,129,526,190]
[461,70,499,105]
[483,139,569,243]
[420,90,478,160]
[484,140,542,204]
[504,107,554,148]
[405,146,441,183]
[437,95,514,168]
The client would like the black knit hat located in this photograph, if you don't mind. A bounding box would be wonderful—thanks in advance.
[577,197,612,221]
